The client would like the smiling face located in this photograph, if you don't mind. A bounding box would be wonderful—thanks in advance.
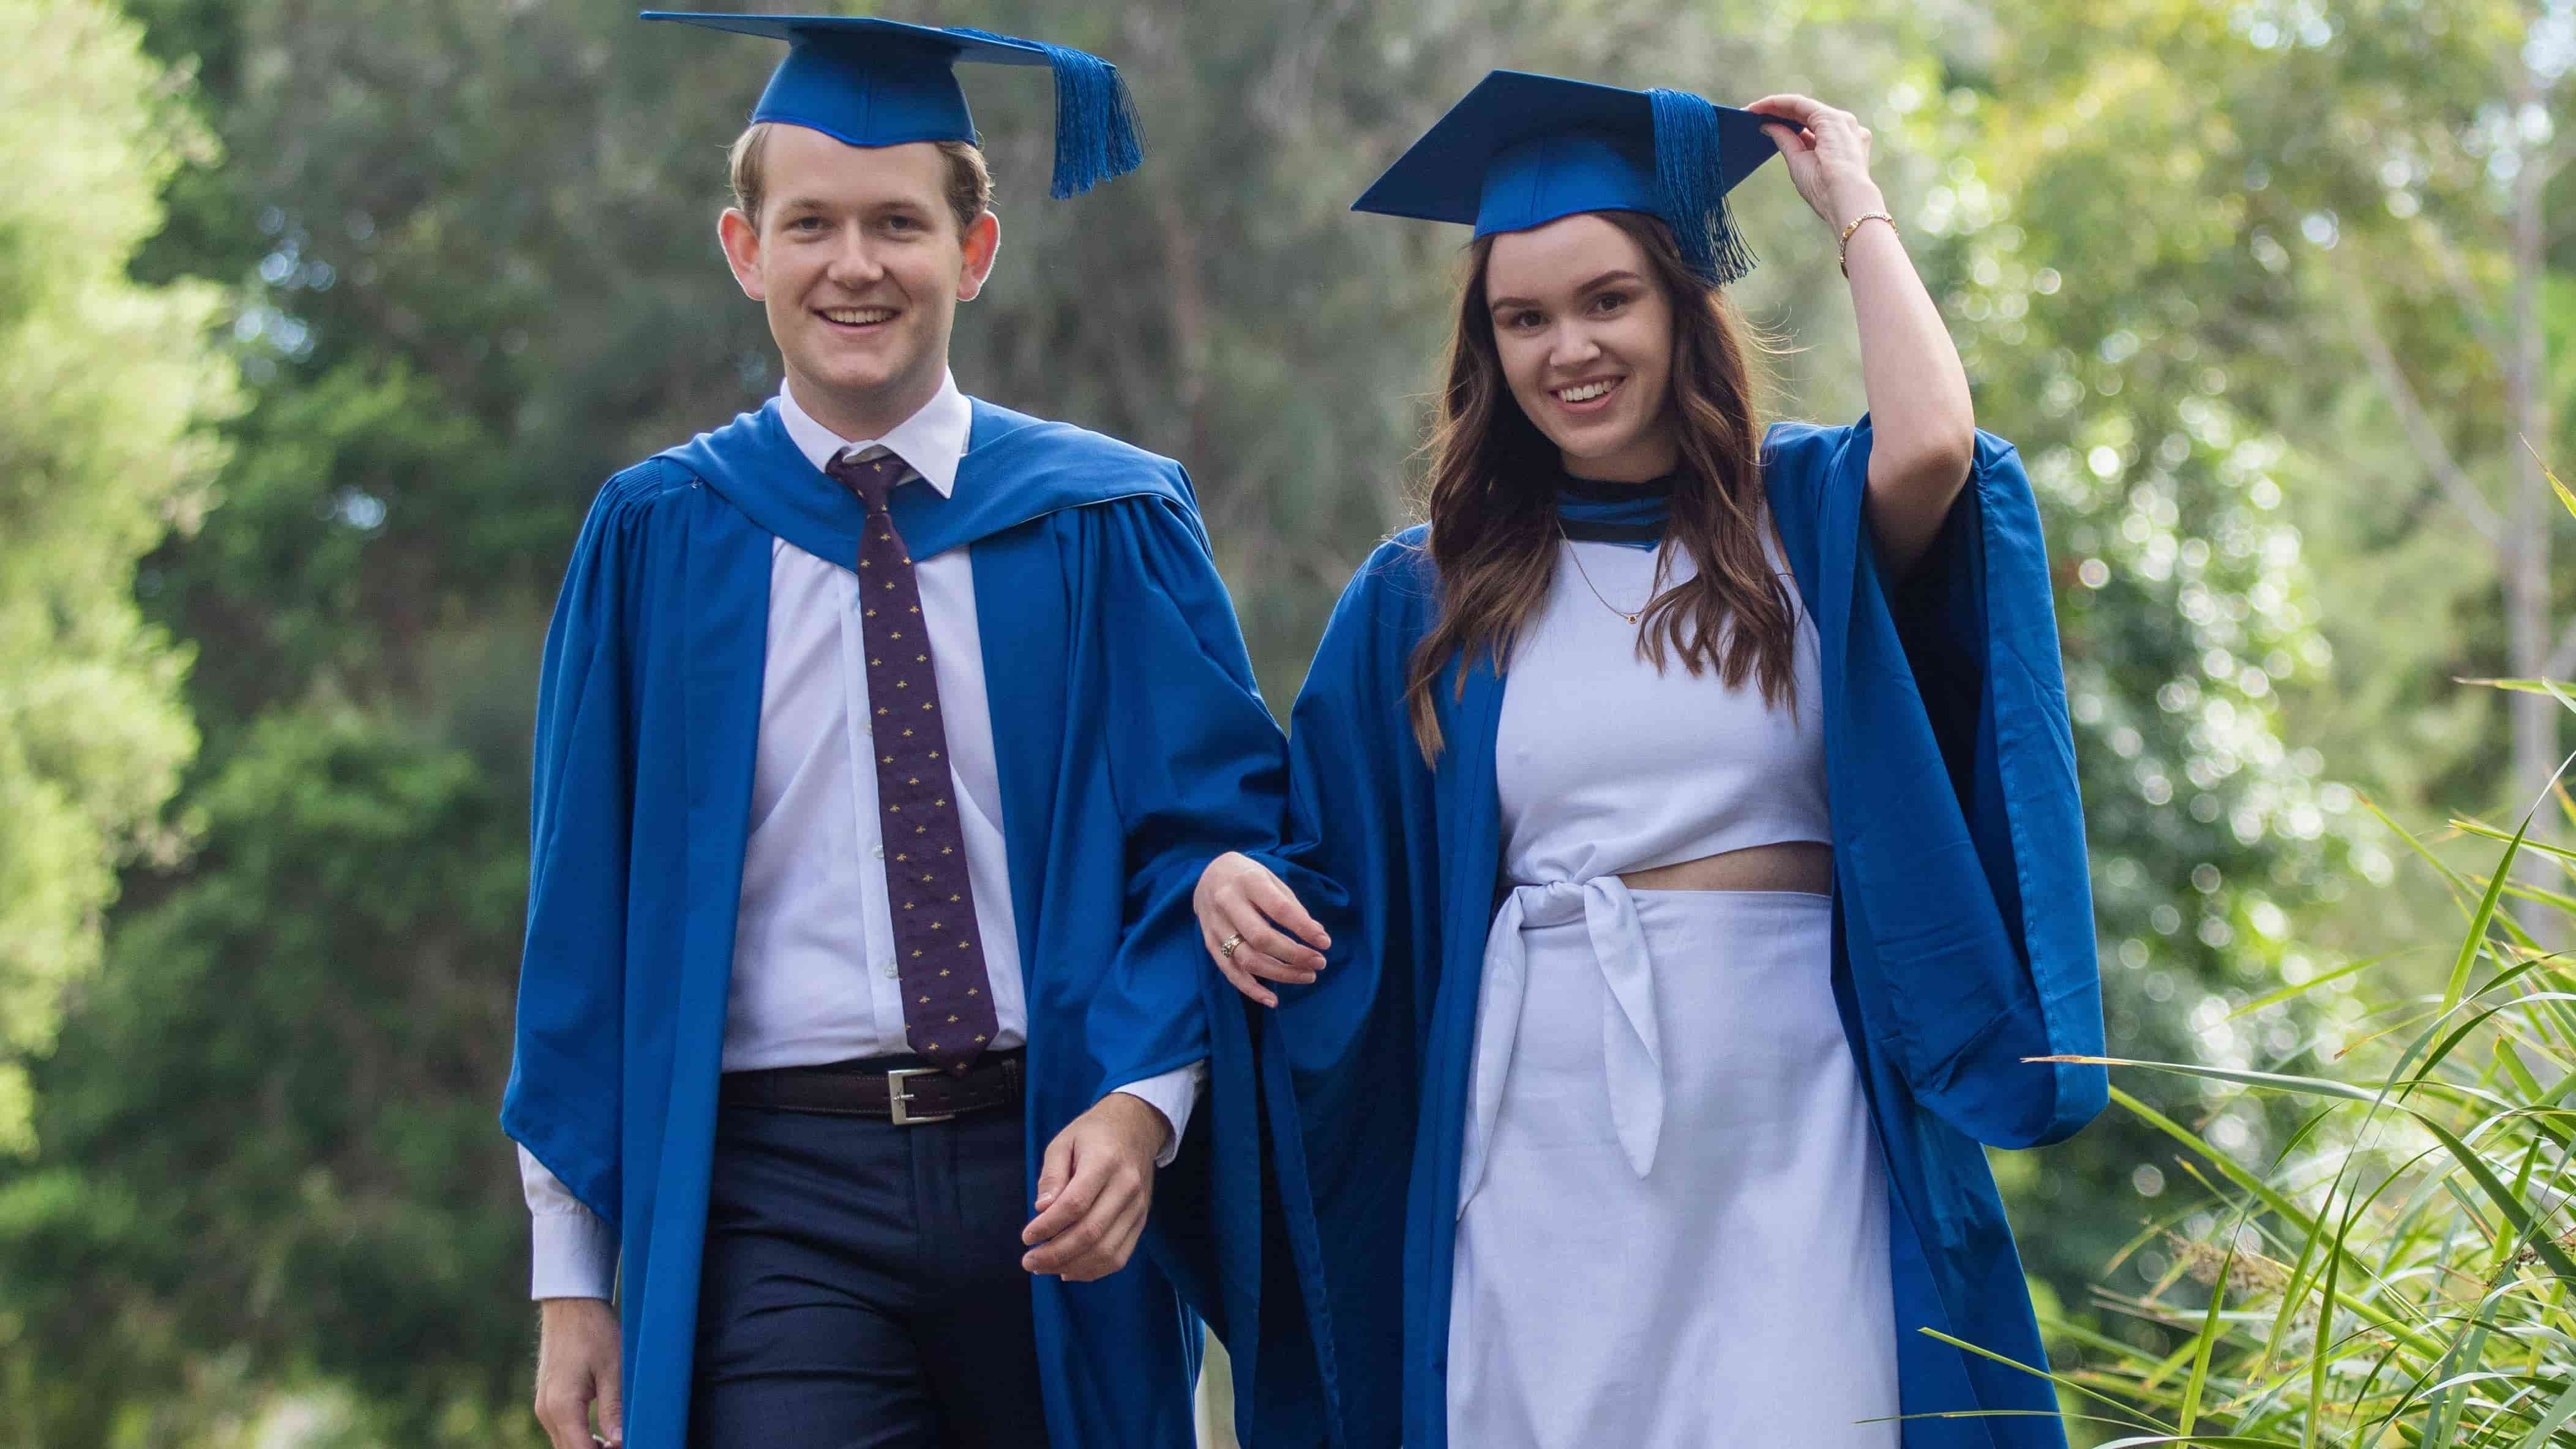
[717,125,999,440]
[1483,211,1681,483]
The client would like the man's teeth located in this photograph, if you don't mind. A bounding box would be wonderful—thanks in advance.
[823,307,895,325]
[1557,380,1616,403]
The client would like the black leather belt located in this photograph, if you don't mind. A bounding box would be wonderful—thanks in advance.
[719,1050,1024,1125]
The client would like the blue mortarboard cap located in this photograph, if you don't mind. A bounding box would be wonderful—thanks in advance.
[642,12,1142,198]
[1352,70,1778,283]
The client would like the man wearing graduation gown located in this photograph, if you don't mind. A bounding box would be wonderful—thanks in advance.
[501,16,1328,1449]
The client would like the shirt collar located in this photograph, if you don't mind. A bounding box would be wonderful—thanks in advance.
[774,371,971,498]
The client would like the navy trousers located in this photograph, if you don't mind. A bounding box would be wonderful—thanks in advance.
[689,1097,1051,1448]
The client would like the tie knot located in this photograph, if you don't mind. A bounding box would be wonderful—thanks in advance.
[827,444,903,512]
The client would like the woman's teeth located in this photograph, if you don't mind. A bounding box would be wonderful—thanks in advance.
[823,307,895,325]
[1556,380,1616,403]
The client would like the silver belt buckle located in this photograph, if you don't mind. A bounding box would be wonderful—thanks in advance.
[887,1066,956,1126]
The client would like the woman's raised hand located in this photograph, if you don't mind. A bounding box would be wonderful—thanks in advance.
[1194,852,1331,1008]
[1743,94,1885,235]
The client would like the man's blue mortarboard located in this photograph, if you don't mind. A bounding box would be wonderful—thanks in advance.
[1352,70,1779,284]
[640,12,1142,199]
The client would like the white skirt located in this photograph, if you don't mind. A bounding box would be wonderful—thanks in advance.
[1446,881,1900,1448]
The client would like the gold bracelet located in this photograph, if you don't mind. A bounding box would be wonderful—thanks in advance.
[1837,211,1897,277]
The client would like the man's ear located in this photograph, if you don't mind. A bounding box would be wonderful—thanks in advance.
[718,207,765,301]
[956,209,1001,302]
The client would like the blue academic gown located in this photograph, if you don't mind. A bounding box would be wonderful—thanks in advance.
[501,398,1331,1449]
[1252,418,2109,1448]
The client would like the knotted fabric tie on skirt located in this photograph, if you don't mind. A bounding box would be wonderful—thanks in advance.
[1458,876,1664,1212]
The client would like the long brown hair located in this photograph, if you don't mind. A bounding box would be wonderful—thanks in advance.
[1405,210,1794,760]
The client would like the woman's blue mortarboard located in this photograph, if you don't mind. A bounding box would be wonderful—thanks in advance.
[640,12,1142,199]
[1352,70,1779,284]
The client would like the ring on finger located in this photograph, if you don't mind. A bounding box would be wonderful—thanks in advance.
[1220,932,1245,959]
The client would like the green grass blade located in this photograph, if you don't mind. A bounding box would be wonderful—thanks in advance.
[2100,1086,2326,1235]
[2223,951,2405,1022]
[2515,1373,2576,1446]
[2457,677,2576,718]
[2407,1110,2576,1281]
[2098,1088,2446,1357]
[2444,815,2529,1017]
[2498,1037,2544,1098]
[2454,817,2576,865]
[1912,1327,2173,1431]
[2479,874,2576,916]
[2177,1227,2236,1436]
[2306,1174,2358,1449]
[2036,1055,2383,1104]
[2544,443,2576,525]
[2357,790,2483,904]
[2091,1423,2318,1433]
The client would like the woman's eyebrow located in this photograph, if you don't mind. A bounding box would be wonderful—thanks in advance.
[1573,268,1645,294]
[1488,268,1644,312]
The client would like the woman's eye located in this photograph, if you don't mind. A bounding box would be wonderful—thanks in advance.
[1510,310,1543,329]
[1590,291,1629,313]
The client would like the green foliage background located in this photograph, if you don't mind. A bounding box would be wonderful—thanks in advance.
[0,0,2566,1443]
[0,0,225,1165]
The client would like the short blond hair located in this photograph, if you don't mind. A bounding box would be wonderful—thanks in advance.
[726,122,994,233]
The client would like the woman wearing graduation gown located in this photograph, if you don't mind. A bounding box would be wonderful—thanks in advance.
[1194,73,2108,1449]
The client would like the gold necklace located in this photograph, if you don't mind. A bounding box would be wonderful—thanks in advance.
[1557,523,1656,624]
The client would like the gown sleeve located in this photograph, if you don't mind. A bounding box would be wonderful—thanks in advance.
[500,471,663,1224]
[1767,419,2108,1150]
[1073,487,1302,1098]
[1248,531,1446,1446]
[1257,534,1442,1164]
[1069,489,1348,1442]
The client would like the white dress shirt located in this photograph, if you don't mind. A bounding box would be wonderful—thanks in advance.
[519,373,1202,1298]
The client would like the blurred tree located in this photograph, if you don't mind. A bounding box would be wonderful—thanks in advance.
[1,711,530,1445]
[8,0,686,1436]
[0,0,228,1156]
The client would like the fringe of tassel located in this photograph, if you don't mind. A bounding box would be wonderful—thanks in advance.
[952,28,1144,198]
[1646,88,1758,286]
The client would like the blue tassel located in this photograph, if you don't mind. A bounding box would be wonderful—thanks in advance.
[1647,88,1756,285]
[951,28,1144,197]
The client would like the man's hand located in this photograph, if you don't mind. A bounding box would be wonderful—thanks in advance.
[1020,1093,1170,1281]
[534,1297,622,1449]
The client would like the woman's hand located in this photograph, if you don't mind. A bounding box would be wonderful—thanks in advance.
[1748,95,1975,575]
[1743,94,1885,235]
[1194,852,1331,1008]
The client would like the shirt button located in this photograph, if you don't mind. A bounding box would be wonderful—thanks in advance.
[871,845,885,860]
[879,959,897,979]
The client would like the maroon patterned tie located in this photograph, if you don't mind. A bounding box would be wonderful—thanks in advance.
[825,444,998,1076]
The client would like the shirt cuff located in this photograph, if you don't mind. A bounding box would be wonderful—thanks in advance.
[519,1144,618,1300]
[1110,1060,1207,1169]
[530,1205,620,1301]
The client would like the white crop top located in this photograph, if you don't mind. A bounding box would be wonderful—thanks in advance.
[1496,536,1830,886]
